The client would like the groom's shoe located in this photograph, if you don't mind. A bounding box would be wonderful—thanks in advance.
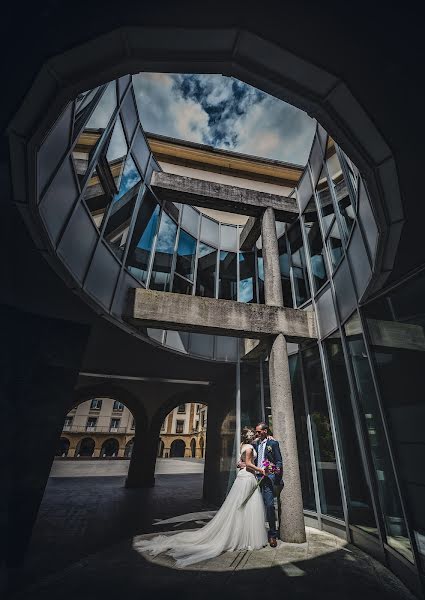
[269,537,277,548]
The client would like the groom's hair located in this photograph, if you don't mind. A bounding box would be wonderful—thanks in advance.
[256,422,268,431]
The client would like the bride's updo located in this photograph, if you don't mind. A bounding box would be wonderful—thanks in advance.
[241,427,256,444]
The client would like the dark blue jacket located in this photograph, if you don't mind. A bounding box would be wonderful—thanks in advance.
[253,438,283,483]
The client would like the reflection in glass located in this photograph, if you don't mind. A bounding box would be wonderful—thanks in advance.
[325,333,378,535]
[328,220,343,266]
[181,205,200,237]
[288,222,311,306]
[327,139,355,239]
[149,211,178,291]
[126,194,159,283]
[303,345,344,518]
[103,155,141,259]
[344,313,413,561]
[172,274,193,295]
[81,168,111,229]
[316,164,343,269]
[220,224,238,251]
[72,83,117,184]
[200,216,219,247]
[364,273,425,563]
[196,243,217,298]
[175,229,197,281]
[219,251,237,301]
[105,117,127,191]
[303,197,327,292]
[240,361,263,428]
[278,233,294,307]
[289,354,316,511]
[239,252,256,303]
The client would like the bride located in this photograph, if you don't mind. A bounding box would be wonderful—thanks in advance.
[134,427,268,567]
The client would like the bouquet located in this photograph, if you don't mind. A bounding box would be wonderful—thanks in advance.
[239,460,281,510]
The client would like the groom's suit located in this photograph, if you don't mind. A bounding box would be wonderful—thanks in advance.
[253,438,283,539]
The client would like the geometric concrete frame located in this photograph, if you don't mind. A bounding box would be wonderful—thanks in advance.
[7,26,403,299]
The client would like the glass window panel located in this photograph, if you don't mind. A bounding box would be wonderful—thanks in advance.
[72,83,117,183]
[103,155,141,260]
[218,251,237,301]
[278,234,294,308]
[288,222,311,306]
[196,243,217,298]
[190,333,214,359]
[364,274,425,564]
[175,229,197,282]
[181,205,200,237]
[240,361,263,427]
[303,196,328,292]
[325,334,378,536]
[316,165,335,235]
[81,168,111,229]
[239,252,256,303]
[126,194,159,283]
[76,87,98,114]
[220,224,238,251]
[327,220,344,267]
[149,211,178,291]
[327,140,356,239]
[289,354,316,511]
[85,82,117,131]
[303,345,344,519]
[200,216,219,247]
[172,273,193,295]
[132,128,150,177]
[344,313,413,561]
[105,117,128,191]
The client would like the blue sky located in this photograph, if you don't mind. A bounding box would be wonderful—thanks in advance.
[133,73,316,165]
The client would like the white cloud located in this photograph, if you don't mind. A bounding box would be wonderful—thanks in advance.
[133,73,316,165]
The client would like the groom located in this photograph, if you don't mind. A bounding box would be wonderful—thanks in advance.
[254,422,283,547]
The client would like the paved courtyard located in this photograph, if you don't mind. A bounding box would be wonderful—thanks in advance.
[6,459,417,599]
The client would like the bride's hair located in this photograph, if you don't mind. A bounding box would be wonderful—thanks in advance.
[241,427,256,444]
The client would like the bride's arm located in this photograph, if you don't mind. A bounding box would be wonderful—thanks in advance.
[244,447,265,476]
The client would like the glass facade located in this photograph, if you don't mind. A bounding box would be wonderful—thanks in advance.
[35,76,425,590]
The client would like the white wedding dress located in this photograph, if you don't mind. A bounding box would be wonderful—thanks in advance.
[134,444,267,567]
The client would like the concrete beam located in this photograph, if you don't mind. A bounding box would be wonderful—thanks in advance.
[239,216,262,250]
[150,171,299,222]
[125,289,317,343]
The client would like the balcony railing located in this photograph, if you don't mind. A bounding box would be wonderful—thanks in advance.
[62,425,129,434]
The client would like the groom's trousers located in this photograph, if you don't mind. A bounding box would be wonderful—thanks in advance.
[260,474,278,538]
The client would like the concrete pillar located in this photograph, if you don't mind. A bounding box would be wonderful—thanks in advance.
[269,334,306,542]
[125,421,157,488]
[261,207,306,543]
[261,207,284,307]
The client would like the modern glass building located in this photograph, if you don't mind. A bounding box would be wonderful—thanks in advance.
[3,16,424,599]
[9,76,420,593]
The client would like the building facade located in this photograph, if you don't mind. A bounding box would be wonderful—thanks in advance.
[58,400,207,459]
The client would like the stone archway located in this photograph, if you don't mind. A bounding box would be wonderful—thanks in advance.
[56,437,70,457]
[158,439,164,458]
[76,437,95,457]
[170,439,185,458]
[100,438,119,457]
